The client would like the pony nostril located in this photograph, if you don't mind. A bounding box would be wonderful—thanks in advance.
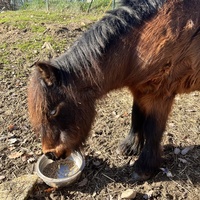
[60,153,67,159]
[45,152,57,161]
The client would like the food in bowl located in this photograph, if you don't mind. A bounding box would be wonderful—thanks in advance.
[42,157,79,179]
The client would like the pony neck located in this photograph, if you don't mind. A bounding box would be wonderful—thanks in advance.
[51,0,166,97]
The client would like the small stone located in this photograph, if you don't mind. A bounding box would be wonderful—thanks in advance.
[174,147,181,155]
[160,168,173,177]
[112,111,117,116]
[116,148,121,155]
[129,158,136,166]
[121,189,137,199]
[95,151,101,155]
[143,194,148,199]
[9,138,18,144]
[178,158,187,163]
[0,174,38,200]
[166,170,173,178]
[181,146,194,155]
[27,157,36,163]
[0,176,5,181]
[21,155,27,162]
[115,114,120,119]
[143,190,154,199]
[168,123,175,127]
[92,160,101,166]
[92,191,96,197]
[78,178,88,187]
[34,150,42,156]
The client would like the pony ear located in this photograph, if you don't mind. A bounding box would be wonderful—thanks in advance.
[36,61,59,87]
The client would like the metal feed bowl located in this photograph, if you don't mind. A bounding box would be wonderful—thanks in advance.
[35,151,85,188]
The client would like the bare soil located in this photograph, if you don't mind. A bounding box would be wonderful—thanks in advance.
[0,13,199,200]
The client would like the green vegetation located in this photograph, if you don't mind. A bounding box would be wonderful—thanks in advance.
[0,2,110,67]
[0,10,103,29]
[22,0,111,13]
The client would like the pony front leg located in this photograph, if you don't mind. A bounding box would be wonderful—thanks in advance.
[132,95,174,181]
[118,100,145,156]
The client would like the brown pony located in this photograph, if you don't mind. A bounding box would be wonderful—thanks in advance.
[28,0,200,181]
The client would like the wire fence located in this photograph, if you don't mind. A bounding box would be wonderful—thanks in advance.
[0,0,119,11]
[0,0,25,10]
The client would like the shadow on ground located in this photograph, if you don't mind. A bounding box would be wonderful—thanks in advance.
[30,144,200,199]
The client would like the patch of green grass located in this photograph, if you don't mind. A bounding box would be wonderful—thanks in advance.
[0,10,102,31]
[13,40,40,51]
[0,6,107,67]
[0,43,10,64]
[31,24,46,33]
[0,43,8,49]
[11,35,66,55]
[1,58,9,65]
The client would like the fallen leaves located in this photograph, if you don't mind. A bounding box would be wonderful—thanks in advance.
[8,124,17,132]
[44,187,57,193]
[21,154,36,163]
[8,150,37,163]
[8,151,23,159]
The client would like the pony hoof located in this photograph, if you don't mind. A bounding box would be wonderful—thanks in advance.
[132,172,151,181]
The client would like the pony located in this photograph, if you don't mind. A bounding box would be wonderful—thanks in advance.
[28,0,200,181]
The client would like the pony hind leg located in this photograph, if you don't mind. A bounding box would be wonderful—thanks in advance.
[132,95,175,181]
[117,100,145,156]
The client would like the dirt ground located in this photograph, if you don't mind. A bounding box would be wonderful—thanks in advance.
[0,12,200,200]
